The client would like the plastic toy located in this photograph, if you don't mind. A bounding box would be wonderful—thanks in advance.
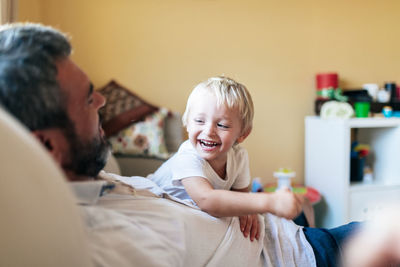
[273,168,296,190]
[251,177,264,192]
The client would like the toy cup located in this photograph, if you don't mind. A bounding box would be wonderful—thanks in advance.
[274,169,296,190]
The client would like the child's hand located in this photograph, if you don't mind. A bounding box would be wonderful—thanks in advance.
[267,187,304,219]
[239,214,260,241]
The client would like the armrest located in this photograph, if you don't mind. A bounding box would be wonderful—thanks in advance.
[0,107,93,267]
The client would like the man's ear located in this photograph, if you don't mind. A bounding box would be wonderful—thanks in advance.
[32,129,66,165]
[237,127,252,144]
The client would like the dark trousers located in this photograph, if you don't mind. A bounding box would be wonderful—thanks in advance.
[303,222,361,267]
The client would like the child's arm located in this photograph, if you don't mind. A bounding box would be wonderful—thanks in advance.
[232,187,260,241]
[181,176,303,219]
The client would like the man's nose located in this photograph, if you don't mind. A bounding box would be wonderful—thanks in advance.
[95,92,106,109]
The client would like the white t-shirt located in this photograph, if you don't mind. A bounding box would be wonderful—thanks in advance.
[150,140,251,205]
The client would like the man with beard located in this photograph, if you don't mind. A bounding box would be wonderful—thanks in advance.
[0,23,361,267]
[0,23,109,181]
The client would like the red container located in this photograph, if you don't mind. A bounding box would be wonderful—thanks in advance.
[316,73,338,99]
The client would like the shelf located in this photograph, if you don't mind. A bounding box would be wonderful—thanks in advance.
[305,116,400,228]
[350,181,400,192]
[315,100,400,115]
[345,118,400,128]
[306,116,400,128]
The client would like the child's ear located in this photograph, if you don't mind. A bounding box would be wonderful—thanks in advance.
[237,128,252,144]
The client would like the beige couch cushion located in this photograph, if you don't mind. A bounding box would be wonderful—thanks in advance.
[0,108,93,267]
[113,111,184,177]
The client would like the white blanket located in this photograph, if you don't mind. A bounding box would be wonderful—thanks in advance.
[80,174,315,266]
[82,194,264,267]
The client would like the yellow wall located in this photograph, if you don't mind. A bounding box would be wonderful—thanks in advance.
[18,0,400,184]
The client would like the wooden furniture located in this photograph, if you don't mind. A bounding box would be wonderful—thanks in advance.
[305,116,400,228]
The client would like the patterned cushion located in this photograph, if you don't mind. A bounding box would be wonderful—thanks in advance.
[98,80,158,137]
[109,108,170,159]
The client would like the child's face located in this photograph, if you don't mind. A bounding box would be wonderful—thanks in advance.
[186,91,247,168]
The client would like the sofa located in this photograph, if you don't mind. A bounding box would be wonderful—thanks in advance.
[98,80,184,177]
[108,111,183,177]
[0,107,92,267]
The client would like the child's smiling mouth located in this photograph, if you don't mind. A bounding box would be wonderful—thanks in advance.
[199,139,220,148]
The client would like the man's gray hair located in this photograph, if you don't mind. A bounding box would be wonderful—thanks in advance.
[0,23,72,130]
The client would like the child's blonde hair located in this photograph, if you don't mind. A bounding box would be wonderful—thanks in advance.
[182,76,254,135]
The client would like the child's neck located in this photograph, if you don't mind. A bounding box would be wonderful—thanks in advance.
[209,161,227,180]
[217,166,227,180]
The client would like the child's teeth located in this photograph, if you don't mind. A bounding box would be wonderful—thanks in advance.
[201,140,217,146]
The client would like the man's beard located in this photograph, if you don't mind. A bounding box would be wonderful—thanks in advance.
[62,122,110,178]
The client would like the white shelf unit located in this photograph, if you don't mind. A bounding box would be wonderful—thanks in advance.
[305,116,400,228]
